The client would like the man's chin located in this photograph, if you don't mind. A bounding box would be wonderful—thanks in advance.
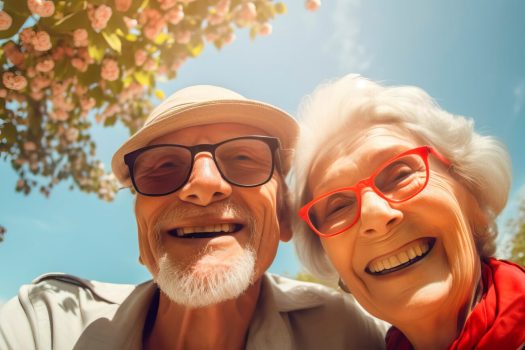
[155,250,256,308]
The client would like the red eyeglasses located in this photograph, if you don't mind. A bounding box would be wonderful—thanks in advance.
[298,146,451,237]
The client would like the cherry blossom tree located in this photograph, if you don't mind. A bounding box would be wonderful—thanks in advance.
[1,0,321,203]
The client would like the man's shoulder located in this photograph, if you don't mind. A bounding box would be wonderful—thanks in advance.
[1,273,154,350]
[23,272,141,305]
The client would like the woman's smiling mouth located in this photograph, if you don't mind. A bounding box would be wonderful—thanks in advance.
[366,237,436,276]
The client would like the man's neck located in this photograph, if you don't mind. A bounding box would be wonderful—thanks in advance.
[144,278,263,350]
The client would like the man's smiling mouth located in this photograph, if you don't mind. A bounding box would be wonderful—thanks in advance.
[167,223,243,239]
[366,237,436,276]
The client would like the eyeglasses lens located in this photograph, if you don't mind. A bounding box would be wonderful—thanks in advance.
[215,138,273,186]
[133,146,192,195]
[309,153,428,236]
[131,138,274,195]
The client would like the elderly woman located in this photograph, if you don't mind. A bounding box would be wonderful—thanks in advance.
[292,74,525,349]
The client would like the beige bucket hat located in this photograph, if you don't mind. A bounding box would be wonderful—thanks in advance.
[111,85,299,187]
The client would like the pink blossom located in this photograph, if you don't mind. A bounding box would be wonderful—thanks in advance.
[144,20,166,41]
[23,141,37,152]
[17,179,25,189]
[27,68,37,78]
[52,81,67,96]
[101,58,119,81]
[31,75,51,91]
[223,32,235,45]
[64,46,75,57]
[165,5,184,25]
[139,8,162,25]
[119,82,143,102]
[73,28,89,47]
[216,0,231,16]
[157,0,177,10]
[71,58,88,72]
[88,5,112,32]
[115,0,132,12]
[30,90,44,101]
[3,42,25,67]
[3,72,28,91]
[237,2,256,22]
[14,158,27,165]
[20,28,36,45]
[51,46,65,61]
[0,89,6,98]
[178,0,196,3]
[50,109,69,122]
[36,58,54,73]
[75,84,88,96]
[32,31,52,51]
[80,97,96,111]
[0,11,13,31]
[134,49,147,66]
[123,16,137,29]
[143,58,157,72]
[170,57,186,71]
[102,104,121,119]
[175,29,192,44]
[27,0,55,17]
[305,0,321,11]
[207,13,224,26]
[77,47,93,63]
[258,22,272,36]
[204,30,218,43]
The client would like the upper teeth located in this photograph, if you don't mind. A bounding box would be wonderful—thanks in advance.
[175,224,236,237]
[368,240,431,273]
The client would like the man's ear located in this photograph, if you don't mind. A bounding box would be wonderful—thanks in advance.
[277,186,293,242]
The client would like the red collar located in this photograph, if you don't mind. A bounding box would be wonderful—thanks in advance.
[386,258,525,350]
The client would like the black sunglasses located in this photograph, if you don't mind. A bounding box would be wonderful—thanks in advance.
[124,135,281,196]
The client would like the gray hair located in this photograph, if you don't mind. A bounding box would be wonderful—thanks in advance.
[291,74,512,281]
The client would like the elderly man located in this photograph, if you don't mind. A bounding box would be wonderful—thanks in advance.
[0,85,386,349]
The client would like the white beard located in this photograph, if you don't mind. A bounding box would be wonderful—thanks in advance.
[155,247,256,308]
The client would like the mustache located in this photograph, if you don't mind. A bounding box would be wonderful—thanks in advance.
[152,199,253,238]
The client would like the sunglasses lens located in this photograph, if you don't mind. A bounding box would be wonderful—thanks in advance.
[132,146,192,195]
[215,138,274,186]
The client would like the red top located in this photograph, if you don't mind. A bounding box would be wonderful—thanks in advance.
[385,258,525,350]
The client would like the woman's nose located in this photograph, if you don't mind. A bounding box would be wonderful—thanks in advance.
[357,189,403,237]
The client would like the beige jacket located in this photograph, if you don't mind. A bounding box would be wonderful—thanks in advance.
[0,273,386,350]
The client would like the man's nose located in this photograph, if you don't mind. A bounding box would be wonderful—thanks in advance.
[177,152,232,206]
[357,189,403,237]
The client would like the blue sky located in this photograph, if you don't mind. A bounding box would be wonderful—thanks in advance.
[1,0,524,304]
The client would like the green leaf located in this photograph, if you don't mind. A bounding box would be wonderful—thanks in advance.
[133,70,151,87]
[103,115,116,126]
[78,64,100,86]
[249,27,257,41]
[0,122,17,144]
[3,0,30,15]
[102,31,122,53]
[88,43,106,62]
[124,33,138,42]
[52,11,89,32]
[187,39,204,57]
[153,32,171,45]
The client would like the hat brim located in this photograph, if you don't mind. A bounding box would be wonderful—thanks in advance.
[111,99,298,187]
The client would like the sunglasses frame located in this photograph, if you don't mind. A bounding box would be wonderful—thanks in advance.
[124,135,281,196]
